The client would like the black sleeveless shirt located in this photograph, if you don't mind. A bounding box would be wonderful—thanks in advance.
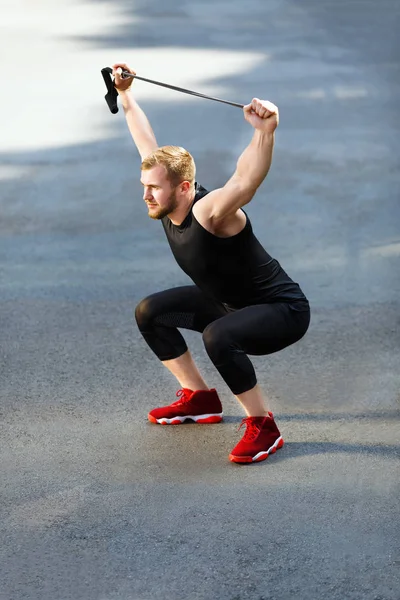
[161,183,308,309]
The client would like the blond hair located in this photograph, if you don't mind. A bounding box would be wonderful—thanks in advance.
[141,146,196,188]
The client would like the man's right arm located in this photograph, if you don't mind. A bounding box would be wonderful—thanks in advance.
[113,63,159,160]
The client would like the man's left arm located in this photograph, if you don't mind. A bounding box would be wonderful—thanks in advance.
[199,99,279,221]
[235,128,275,193]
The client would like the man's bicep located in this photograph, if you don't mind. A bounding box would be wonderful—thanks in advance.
[199,175,255,221]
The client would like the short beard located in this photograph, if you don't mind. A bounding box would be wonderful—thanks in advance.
[148,188,179,220]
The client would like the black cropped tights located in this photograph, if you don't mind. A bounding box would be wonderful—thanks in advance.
[135,285,310,395]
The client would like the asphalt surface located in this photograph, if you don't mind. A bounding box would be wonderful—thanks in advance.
[1,1,399,599]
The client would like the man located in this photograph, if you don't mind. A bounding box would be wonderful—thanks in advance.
[113,62,310,464]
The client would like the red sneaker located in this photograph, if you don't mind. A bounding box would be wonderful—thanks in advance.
[229,413,284,463]
[148,388,223,425]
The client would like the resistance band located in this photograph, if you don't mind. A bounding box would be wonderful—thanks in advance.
[101,67,244,114]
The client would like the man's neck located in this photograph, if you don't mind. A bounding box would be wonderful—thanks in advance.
[168,187,197,226]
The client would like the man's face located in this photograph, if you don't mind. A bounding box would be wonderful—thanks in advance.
[140,165,178,220]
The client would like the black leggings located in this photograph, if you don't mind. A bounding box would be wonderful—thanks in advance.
[135,286,310,395]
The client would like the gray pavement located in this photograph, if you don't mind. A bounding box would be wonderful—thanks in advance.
[1,0,399,599]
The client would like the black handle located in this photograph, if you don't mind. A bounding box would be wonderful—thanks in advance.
[101,67,119,114]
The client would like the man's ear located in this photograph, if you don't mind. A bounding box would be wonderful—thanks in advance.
[180,180,191,193]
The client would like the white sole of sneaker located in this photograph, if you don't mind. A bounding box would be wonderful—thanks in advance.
[229,436,284,463]
[149,413,223,425]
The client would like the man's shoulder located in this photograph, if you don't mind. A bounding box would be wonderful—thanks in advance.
[193,189,248,237]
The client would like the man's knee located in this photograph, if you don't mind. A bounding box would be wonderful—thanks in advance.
[202,321,230,362]
[135,294,159,328]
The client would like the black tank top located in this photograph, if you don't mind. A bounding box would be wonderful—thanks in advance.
[161,183,308,309]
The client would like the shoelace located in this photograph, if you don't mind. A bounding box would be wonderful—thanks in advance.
[170,389,192,407]
[238,417,262,442]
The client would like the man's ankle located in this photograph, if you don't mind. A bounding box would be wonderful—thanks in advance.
[180,385,210,392]
[246,411,270,418]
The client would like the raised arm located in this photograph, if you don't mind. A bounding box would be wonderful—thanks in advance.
[235,107,276,192]
[196,98,279,222]
[113,63,159,160]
